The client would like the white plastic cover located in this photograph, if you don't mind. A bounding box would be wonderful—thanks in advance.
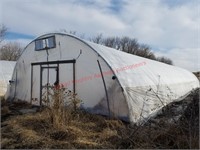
[0,61,16,96]
[87,41,200,123]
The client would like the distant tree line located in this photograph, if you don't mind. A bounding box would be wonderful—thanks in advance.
[0,25,173,65]
[68,31,173,65]
[89,34,173,65]
[0,24,22,61]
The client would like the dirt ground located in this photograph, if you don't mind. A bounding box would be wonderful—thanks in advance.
[1,88,199,149]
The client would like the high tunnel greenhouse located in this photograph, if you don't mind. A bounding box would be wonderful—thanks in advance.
[5,32,200,124]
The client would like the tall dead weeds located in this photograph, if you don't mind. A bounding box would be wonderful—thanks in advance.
[42,84,82,129]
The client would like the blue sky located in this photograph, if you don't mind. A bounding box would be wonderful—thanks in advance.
[6,32,34,40]
[0,0,199,71]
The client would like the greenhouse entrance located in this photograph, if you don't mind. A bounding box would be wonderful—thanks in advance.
[30,60,76,105]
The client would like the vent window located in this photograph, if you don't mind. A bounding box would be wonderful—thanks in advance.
[35,36,56,51]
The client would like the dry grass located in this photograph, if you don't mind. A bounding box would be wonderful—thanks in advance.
[41,85,82,129]
[1,89,199,149]
[1,106,123,149]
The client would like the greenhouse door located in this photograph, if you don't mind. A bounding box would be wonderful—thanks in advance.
[31,60,76,106]
[41,66,58,106]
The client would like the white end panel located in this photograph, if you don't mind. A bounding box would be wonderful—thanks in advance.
[0,61,16,97]
[5,33,128,122]
[59,64,74,92]
[31,65,40,105]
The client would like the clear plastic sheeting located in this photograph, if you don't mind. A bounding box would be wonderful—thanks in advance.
[0,61,16,96]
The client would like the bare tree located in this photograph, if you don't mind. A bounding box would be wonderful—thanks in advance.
[156,56,173,65]
[103,37,115,48]
[69,30,77,35]
[0,42,22,61]
[90,33,103,44]
[0,24,7,43]
[119,36,129,52]
[137,44,156,60]
[103,37,121,50]
[101,36,171,64]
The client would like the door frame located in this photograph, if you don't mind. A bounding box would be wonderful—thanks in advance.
[30,59,76,105]
[41,66,58,106]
